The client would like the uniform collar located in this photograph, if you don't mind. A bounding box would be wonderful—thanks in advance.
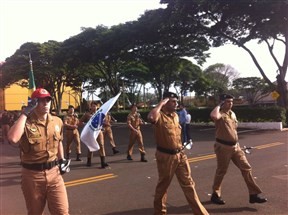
[29,111,53,125]
[161,110,176,117]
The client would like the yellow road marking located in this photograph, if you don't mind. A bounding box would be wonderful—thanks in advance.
[254,142,284,149]
[188,142,285,163]
[188,154,216,162]
[65,173,118,187]
[64,142,285,187]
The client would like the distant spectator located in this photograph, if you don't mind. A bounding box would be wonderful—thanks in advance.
[186,111,192,141]
[178,104,188,143]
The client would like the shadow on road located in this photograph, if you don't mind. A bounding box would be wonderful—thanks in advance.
[103,205,193,215]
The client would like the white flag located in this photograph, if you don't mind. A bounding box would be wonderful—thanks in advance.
[80,92,121,151]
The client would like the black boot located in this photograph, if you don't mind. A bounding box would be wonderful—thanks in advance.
[86,157,91,167]
[141,154,148,162]
[211,192,225,205]
[76,153,82,161]
[249,194,267,204]
[112,147,119,154]
[127,155,133,160]
[100,156,109,168]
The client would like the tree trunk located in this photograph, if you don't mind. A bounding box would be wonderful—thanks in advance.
[276,75,288,108]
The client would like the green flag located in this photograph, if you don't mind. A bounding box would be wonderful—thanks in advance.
[28,54,36,103]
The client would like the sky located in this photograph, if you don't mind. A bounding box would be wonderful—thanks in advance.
[1,0,285,83]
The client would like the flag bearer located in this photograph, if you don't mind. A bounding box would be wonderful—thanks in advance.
[103,112,120,154]
[80,101,109,168]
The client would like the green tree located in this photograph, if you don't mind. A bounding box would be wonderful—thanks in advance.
[126,8,211,100]
[0,43,42,88]
[233,77,271,105]
[60,25,139,98]
[203,63,239,98]
[173,59,206,101]
[161,0,288,107]
[1,41,83,113]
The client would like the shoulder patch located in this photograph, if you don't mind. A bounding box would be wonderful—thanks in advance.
[55,125,60,132]
[28,124,38,132]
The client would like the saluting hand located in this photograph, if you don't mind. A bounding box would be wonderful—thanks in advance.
[160,98,169,106]
[23,98,38,116]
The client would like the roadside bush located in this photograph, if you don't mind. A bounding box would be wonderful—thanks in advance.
[187,106,287,126]
[61,106,286,127]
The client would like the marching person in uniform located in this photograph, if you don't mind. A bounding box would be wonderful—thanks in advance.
[8,88,69,215]
[102,112,119,154]
[80,101,109,168]
[147,91,209,215]
[63,105,82,161]
[126,103,147,162]
[210,93,267,205]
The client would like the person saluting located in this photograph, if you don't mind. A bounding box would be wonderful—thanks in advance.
[8,88,69,215]
[210,93,267,205]
[148,91,209,215]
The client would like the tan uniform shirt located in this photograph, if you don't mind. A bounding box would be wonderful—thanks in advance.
[153,111,182,150]
[64,114,79,129]
[103,114,112,128]
[20,112,63,163]
[127,112,142,130]
[215,110,238,142]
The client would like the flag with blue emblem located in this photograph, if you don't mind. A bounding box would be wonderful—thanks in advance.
[80,92,121,151]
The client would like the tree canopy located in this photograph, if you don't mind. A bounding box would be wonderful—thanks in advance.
[161,0,288,107]
[1,0,286,111]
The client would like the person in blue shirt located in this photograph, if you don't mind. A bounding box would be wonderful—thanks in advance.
[178,104,188,144]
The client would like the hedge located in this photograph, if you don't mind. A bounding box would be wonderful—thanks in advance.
[60,106,287,127]
[111,106,287,126]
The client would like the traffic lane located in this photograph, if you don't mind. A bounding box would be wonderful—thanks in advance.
[63,129,287,215]
[190,127,287,214]
[0,143,29,214]
[189,126,287,156]
[193,139,287,215]
[65,160,157,215]
[247,140,287,215]
[1,127,287,214]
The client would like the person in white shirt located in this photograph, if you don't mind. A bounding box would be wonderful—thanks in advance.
[185,112,191,141]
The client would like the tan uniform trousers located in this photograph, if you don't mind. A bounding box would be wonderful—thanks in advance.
[154,150,209,215]
[87,131,105,158]
[127,130,145,156]
[103,126,116,148]
[65,129,81,154]
[21,166,69,215]
[212,142,262,196]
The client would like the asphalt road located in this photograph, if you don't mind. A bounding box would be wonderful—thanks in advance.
[1,124,287,215]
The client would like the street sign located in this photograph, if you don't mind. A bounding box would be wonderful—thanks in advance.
[271,91,280,100]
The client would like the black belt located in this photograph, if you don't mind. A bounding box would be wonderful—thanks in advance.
[157,146,182,155]
[216,138,237,146]
[22,160,58,171]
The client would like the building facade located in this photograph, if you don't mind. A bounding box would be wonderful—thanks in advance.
[0,83,80,111]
